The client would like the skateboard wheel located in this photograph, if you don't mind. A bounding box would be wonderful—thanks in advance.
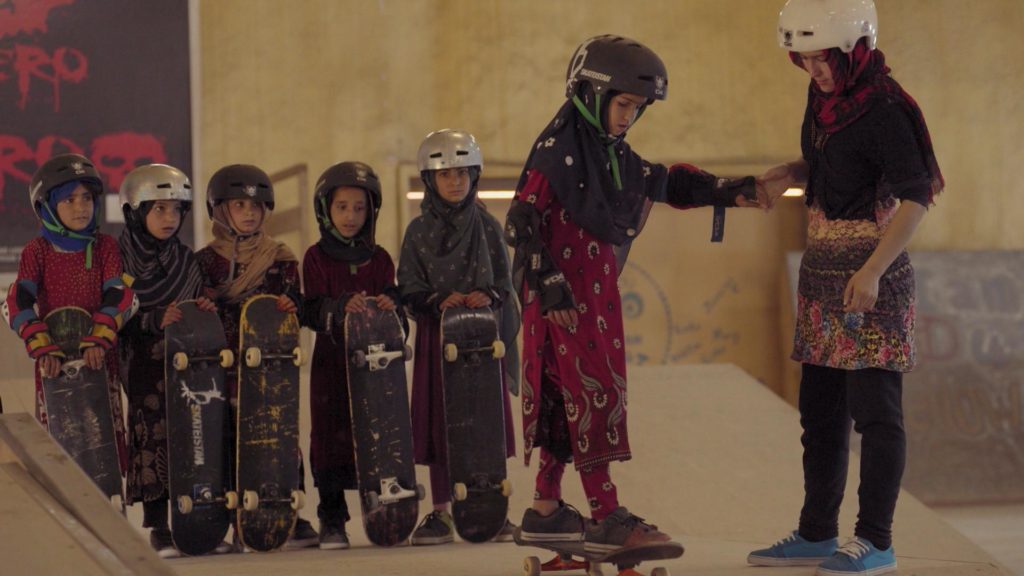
[523,556,541,576]
[244,347,261,368]
[453,482,468,502]
[415,484,426,501]
[225,491,239,510]
[365,491,380,510]
[173,352,189,371]
[219,349,235,368]
[352,350,367,368]
[177,495,194,515]
[501,478,513,497]
[492,340,506,359]
[444,343,458,362]
[243,490,259,511]
[650,568,670,576]
[292,346,303,367]
[291,490,305,510]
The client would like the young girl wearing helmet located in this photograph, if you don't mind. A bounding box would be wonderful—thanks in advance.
[749,2,943,574]
[301,161,402,549]
[506,35,760,552]
[398,129,520,545]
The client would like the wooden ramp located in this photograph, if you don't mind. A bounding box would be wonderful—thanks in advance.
[163,365,1011,576]
[0,412,177,576]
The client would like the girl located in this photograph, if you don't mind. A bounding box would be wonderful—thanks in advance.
[748,2,942,575]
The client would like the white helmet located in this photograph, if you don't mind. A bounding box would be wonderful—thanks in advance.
[416,129,483,172]
[778,0,877,53]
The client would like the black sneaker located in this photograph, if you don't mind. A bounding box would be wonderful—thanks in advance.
[492,518,516,542]
[411,510,454,545]
[519,502,585,543]
[319,522,350,550]
[149,527,181,559]
[286,517,319,549]
[583,507,671,554]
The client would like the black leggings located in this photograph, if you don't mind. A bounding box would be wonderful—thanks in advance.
[797,364,905,551]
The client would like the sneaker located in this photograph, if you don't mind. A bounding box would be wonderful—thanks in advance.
[519,502,585,543]
[816,537,897,576]
[213,540,234,554]
[411,510,454,545]
[149,527,181,559]
[492,518,516,542]
[583,507,670,554]
[286,517,319,549]
[318,522,350,550]
[747,530,839,566]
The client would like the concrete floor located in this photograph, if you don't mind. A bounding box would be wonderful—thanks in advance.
[2,364,1018,575]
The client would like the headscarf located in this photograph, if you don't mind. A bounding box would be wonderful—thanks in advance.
[791,40,944,202]
[40,180,99,266]
[513,84,668,248]
[206,203,297,304]
[118,202,204,310]
[398,173,521,393]
[316,186,376,265]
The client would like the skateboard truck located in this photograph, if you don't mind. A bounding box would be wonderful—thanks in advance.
[443,339,506,362]
[453,474,513,502]
[364,477,425,510]
[242,483,306,512]
[353,343,412,372]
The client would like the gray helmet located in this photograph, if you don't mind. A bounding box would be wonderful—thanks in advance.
[205,164,274,218]
[565,35,668,103]
[119,164,192,211]
[29,153,103,220]
[416,129,483,172]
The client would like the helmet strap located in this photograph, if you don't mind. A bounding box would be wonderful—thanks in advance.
[41,202,96,269]
[572,93,624,191]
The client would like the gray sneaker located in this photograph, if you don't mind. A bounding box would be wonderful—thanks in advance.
[492,518,517,542]
[519,502,585,543]
[318,522,350,550]
[149,527,181,559]
[584,507,671,554]
[286,517,319,549]
[411,510,454,545]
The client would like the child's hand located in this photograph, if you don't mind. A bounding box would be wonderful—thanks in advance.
[160,302,182,329]
[544,308,578,329]
[755,163,795,211]
[276,294,298,313]
[376,295,397,311]
[465,291,492,309]
[38,354,62,379]
[344,292,369,314]
[195,297,217,312]
[439,292,465,310]
[83,346,105,370]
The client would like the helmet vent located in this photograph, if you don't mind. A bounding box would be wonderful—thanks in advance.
[456,150,469,156]
[429,152,443,158]
[157,183,172,188]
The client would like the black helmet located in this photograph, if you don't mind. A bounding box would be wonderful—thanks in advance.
[29,153,104,220]
[565,35,668,103]
[205,164,274,218]
[313,161,382,230]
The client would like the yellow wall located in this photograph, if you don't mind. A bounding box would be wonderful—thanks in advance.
[193,0,1023,400]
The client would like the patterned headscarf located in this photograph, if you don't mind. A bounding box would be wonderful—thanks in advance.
[791,40,944,202]
[118,202,204,310]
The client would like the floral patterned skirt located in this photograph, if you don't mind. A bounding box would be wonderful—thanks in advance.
[792,205,916,372]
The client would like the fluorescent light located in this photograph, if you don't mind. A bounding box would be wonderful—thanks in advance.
[406,190,516,200]
[783,187,805,197]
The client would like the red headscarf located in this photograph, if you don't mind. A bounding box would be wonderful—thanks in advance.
[790,40,944,201]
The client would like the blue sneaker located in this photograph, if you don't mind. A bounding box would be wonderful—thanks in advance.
[748,530,839,566]
[816,537,896,576]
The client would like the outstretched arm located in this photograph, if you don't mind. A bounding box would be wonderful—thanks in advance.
[756,159,808,210]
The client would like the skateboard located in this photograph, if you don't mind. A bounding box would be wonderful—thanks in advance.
[236,294,305,552]
[440,306,511,543]
[343,297,423,546]
[164,300,235,555]
[40,306,124,508]
[514,528,685,576]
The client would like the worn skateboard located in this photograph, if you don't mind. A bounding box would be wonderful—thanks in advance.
[440,306,510,543]
[343,297,423,546]
[236,294,304,552]
[514,528,684,576]
[164,300,235,555]
[40,306,124,508]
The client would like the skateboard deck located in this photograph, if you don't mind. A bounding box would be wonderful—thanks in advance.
[164,300,234,555]
[514,528,684,576]
[343,298,422,546]
[440,306,510,543]
[41,306,123,505]
[236,295,303,552]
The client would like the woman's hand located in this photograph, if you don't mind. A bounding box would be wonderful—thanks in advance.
[843,268,881,312]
